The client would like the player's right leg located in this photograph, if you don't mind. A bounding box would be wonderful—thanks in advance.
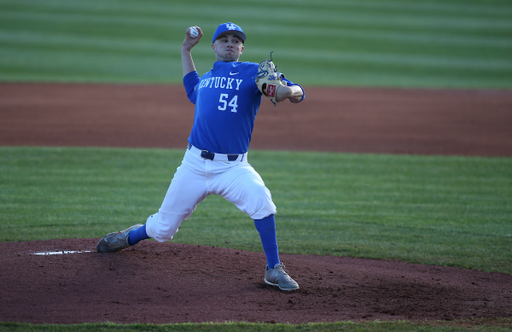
[97,148,208,252]
[145,148,208,242]
[96,224,145,253]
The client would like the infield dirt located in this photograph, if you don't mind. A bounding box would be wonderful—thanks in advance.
[0,83,511,324]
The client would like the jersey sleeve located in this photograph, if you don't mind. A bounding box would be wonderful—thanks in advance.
[281,76,305,103]
[183,71,201,104]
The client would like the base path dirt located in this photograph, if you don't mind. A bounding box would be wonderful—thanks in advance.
[1,83,512,156]
[0,83,511,325]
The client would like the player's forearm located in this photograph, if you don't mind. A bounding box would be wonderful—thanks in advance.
[181,48,197,77]
[277,85,304,103]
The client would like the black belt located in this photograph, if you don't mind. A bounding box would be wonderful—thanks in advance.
[188,143,241,161]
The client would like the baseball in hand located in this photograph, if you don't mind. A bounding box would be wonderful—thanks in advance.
[189,26,199,39]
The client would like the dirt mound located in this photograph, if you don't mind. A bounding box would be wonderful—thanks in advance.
[1,239,511,324]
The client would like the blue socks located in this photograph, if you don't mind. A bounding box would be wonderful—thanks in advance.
[254,214,280,269]
[128,218,280,268]
[128,224,149,246]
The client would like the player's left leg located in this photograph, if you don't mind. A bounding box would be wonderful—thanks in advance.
[213,161,299,291]
[254,214,279,269]
[213,161,276,219]
[255,214,299,291]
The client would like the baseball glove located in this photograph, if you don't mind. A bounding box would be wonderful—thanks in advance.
[255,55,287,105]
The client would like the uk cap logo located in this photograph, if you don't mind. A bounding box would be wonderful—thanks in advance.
[212,22,246,43]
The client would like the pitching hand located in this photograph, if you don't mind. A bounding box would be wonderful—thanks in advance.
[182,26,203,51]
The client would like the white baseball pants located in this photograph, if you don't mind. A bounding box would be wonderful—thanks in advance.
[145,146,277,242]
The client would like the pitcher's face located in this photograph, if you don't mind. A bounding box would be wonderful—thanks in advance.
[212,34,244,62]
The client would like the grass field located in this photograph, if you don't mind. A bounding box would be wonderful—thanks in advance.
[1,0,512,330]
[2,147,511,274]
[1,0,511,87]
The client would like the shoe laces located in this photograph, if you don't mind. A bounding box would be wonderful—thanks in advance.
[272,263,288,274]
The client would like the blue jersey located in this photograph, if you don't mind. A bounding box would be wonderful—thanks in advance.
[183,61,262,154]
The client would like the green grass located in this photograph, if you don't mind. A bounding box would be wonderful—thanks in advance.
[1,147,511,275]
[1,319,512,332]
[1,0,511,88]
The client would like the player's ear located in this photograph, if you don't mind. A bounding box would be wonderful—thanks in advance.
[212,39,220,53]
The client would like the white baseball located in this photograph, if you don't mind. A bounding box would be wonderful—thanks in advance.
[189,26,199,39]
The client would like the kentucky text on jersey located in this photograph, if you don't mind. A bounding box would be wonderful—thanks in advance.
[184,61,262,155]
[198,77,243,90]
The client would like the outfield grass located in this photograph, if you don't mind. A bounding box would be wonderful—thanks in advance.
[0,0,511,88]
[1,147,511,275]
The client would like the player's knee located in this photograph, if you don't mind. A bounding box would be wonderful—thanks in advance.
[145,211,186,242]
[251,187,276,216]
[250,197,277,220]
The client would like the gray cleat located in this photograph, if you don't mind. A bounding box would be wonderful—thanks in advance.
[264,262,300,291]
[96,224,143,253]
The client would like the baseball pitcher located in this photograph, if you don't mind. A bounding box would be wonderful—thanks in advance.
[96,22,305,291]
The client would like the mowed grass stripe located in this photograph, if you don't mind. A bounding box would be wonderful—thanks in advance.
[0,49,181,83]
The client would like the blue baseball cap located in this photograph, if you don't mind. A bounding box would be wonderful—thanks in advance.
[212,22,246,43]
